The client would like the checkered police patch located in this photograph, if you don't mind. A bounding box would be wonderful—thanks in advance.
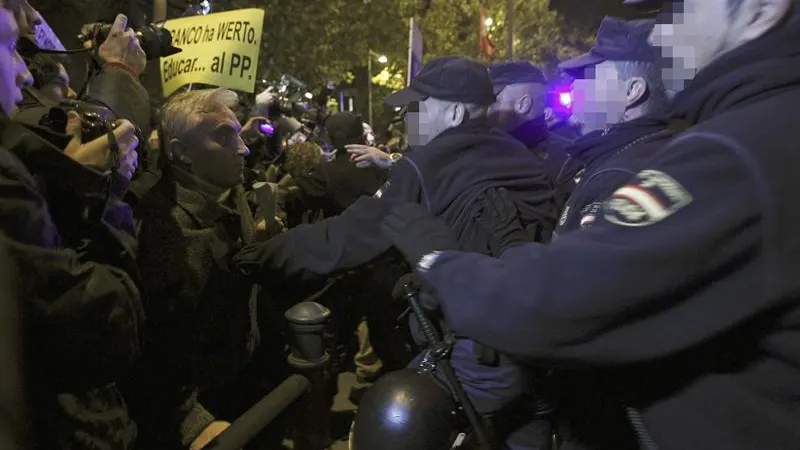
[604,170,693,227]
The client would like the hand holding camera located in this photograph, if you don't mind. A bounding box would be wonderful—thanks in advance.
[97,14,146,76]
[63,111,140,180]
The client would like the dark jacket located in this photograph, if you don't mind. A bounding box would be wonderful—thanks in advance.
[291,151,387,219]
[508,117,575,210]
[129,167,260,448]
[0,234,24,450]
[414,19,800,450]
[549,119,581,142]
[555,116,677,236]
[548,116,678,450]
[235,117,557,282]
[0,117,144,450]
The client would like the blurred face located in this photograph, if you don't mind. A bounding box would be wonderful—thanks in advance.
[0,7,30,116]
[571,61,628,133]
[406,97,449,147]
[649,0,792,90]
[176,109,250,188]
[649,1,727,90]
[40,63,73,103]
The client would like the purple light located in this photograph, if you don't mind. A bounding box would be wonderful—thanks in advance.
[259,122,275,136]
[558,91,572,107]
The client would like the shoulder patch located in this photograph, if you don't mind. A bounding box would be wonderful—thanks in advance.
[603,170,693,227]
[579,202,603,229]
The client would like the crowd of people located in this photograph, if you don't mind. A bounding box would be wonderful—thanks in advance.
[1,0,799,449]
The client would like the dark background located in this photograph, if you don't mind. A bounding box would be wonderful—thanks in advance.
[31,0,643,134]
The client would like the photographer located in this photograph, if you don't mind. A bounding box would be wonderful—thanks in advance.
[0,1,145,449]
[13,4,151,137]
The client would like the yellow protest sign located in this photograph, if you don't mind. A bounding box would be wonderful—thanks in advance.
[160,9,265,97]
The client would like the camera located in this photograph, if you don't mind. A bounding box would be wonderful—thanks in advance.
[254,75,321,148]
[39,101,145,173]
[77,22,182,60]
[39,101,115,140]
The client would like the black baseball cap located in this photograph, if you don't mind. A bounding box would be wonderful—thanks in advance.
[489,61,548,92]
[558,17,656,73]
[384,56,496,107]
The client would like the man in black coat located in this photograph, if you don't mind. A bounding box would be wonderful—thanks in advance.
[548,17,677,450]
[382,0,800,448]
[488,61,575,208]
[288,112,386,220]
[0,5,146,449]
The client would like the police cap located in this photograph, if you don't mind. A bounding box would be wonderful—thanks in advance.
[558,17,656,73]
[384,56,496,107]
[489,61,548,91]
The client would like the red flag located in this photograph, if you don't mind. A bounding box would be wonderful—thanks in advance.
[479,8,496,58]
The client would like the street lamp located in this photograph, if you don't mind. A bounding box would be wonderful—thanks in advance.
[368,49,387,126]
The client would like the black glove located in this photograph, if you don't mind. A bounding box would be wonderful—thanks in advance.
[391,272,422,300]
[477,187,533,256]
[391,272,440,311]
[380,202,458,268]
[233,241,267,277]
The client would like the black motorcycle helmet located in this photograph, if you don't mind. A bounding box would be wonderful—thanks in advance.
[349,369,463,450]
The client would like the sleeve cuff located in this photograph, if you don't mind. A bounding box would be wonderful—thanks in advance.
[179,402,215,447]
[416,251,443,273]
[103,62,139,80]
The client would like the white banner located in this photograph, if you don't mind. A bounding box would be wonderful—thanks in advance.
[407,17,423,86]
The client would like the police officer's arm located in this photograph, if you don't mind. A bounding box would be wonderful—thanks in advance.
[236,158,422,282]
[418,135,773,364]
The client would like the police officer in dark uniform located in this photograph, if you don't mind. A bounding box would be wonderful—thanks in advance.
[0,8,146,449]
[380,0,800,448]
[235,57,557,449]
[489,62,575,206]
[547,17,677,450]
[555,17,674,237]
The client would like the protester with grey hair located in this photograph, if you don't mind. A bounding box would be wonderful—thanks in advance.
[129,87,262,450]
